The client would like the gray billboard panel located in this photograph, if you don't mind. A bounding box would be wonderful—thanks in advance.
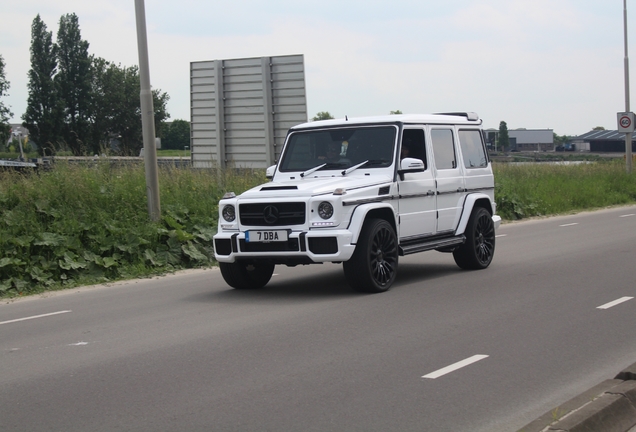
[190,54,307,169]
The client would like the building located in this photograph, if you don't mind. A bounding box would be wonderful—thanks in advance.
[484,128,554,151]
[572,130,636,153]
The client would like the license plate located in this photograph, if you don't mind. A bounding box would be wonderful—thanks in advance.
[245,230,289,243]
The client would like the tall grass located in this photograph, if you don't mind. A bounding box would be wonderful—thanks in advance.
[494,160,636,220]
[0,161,265,296]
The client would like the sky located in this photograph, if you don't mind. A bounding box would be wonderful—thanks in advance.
[0,0,632,136]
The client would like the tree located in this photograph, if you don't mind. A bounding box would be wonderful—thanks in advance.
[56,13,92,155]
[162,119,190,150]
[22,15,61,155]
[593,126,606,131]
[498,121,510,152]
[390,110,403,115]
[102,65,169,155]
[312,111,334,121]
[0,54,12,147]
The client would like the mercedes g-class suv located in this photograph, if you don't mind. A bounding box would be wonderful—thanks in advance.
[213,113,501,293]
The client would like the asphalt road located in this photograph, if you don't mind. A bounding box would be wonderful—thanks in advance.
[2,205,636,432]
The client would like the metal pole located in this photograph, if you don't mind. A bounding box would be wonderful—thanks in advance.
[134,0,161,220]
[625,0,633,173]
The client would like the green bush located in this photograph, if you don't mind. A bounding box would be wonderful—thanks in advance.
[0,161,265,296]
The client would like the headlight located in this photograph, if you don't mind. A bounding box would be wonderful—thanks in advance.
[318,201,334,219]
[222,205,236,222]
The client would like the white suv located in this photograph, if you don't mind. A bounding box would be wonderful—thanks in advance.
[213,113,501,293]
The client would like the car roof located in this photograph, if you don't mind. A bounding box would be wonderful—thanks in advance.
[291,113,482,130]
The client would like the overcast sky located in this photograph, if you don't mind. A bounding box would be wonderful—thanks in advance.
[0,0,631,135]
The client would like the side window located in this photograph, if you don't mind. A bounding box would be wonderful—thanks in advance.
[458,130,488,168]
[401,129,426,169]
[430,129,456,170]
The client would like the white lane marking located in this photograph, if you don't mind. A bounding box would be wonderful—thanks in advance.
[68,342,89,346]
[620,214,635,218]
[495,234,507,238]
[597,297,634,310]
[559,223,579,227]
[422,355,489,379]
[0,310,72,325]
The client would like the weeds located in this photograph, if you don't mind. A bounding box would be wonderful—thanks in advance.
[0,161,265,296]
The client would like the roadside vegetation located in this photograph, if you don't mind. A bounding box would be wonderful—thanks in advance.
[1,158,635,297]
[0,161,265,297]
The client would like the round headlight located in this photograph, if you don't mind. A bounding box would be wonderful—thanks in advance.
[318,201,334,220]
[222,205,236,222]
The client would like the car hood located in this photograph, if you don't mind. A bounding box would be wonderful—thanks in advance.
[238,174,393,199]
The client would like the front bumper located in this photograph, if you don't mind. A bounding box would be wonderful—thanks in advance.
[213,229,356,264]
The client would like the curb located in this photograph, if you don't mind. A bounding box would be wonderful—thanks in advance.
[518,362,636,432]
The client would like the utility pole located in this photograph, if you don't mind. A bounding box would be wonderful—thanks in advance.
[134,0,161,220]
[625,0,633,174]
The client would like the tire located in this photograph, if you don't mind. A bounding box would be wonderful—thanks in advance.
[343,219,398,293]
[219,261,275,289]
[453,207,495,270]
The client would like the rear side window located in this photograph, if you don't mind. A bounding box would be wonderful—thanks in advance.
[431,129,456,170]
[458,130,488,168]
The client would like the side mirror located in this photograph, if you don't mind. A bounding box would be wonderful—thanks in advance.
[265,165,276,180]
[397,158,425,180]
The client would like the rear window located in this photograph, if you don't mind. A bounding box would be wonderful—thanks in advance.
[458,130,488,168]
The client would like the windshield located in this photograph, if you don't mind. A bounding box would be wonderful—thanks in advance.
[278,126,397,172]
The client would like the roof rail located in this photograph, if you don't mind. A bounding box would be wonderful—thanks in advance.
[435,112,480,122]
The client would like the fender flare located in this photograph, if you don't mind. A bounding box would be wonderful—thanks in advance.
[455,193,495,235]
[347,203,398,244]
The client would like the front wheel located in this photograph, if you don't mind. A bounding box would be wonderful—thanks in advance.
[453,207,495,270]
[219,261,275,289]
[343,219,398,293]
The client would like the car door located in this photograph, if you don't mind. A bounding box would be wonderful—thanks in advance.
[430,127,465,234]
[397,128,437,239]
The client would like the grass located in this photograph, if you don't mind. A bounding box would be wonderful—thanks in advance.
[0,161,265,297]
[494,159,636,220]
[1,158,636,297]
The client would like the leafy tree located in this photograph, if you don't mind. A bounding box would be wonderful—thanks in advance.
[22,15,61,156]
[498,121,510,151]
[593,126,606,131]
[312,111,334,121]
[0,54,12,147]
[390,110,403,115]
[162,119,190,150]
[55,13,92,155]
[101,65,169,155]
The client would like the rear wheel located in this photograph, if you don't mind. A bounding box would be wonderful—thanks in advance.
[219,261,275,289]
[343,219,398,293]
[453,207,495,270]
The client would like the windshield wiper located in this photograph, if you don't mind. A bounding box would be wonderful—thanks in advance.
[300,163,326,178]
[341,159,388,176]
[342,160,369,176]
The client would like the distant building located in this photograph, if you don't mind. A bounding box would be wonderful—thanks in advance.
[484,128,554,151]
[572,130,636,153]
[7,124,29,144]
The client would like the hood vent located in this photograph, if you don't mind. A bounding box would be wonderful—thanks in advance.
[260,186,298,191]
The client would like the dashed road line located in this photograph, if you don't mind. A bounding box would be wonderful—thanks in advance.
[597,297,634,310]
[495,234,507,238]
[422,355,489,379]
[620,214,635,218]
[0,310,72,325]
[559,223,579,227]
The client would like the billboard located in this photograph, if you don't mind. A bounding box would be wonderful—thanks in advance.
[190,55,308,168]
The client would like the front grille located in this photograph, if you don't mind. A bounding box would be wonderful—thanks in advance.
[239,202,305,226]
[239,238,300,252]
